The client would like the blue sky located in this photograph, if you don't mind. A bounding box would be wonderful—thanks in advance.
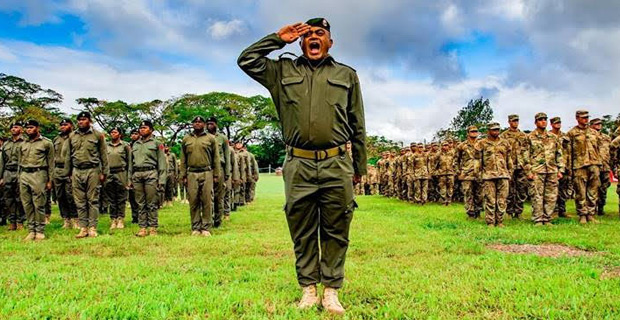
[1,0,619,141]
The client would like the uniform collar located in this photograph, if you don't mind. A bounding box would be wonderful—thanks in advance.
[296,54,336,67]
[108,140,123,147]
[75,126,93,135]
[28,135,42,142]
[11,136,24,142]
[192,130,206,137]
[140,135,153,143]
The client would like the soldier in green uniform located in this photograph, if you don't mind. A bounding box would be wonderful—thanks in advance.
[476,122,513,227]
[128,128,140,223]
[590,118,611,215]
[0,122,26,230]
[105,127,131,230]
[228,141,240,214]
[129,120,167,237]
[235,142,248,207]
[207,117,231,227]
[163,145,179,207]
[567,110,601,224]
[456,126,483,218]
[522,113,564,225]
[54,119,78,229]
[238,18,366,314]
[181,116,221,236]
[501,114,528,219]
[434,141,456,206]
[247,148,259,203]
[18,120,54,241]
[550,117,573,218]
[65,112,109,238]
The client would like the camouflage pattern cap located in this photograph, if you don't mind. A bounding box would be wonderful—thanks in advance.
[508,114,519,121]
[550,117,561,124]
[535,112,548,120]
[488,122,501,130]
[589,118,602,125]
[576,110,589,118]
[467,125,478,132]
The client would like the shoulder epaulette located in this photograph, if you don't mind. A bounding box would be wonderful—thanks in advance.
[334,61,357,72]
[278,52,298,60]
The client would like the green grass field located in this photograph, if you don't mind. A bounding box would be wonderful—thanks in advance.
[1,174,620,319]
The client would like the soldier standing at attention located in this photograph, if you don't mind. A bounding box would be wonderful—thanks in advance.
[18,120,54,241]
[590,118,611,216]
[549,117,573,218]
[434,141,456,206]
[412,143,430,204]
[163,145,179,207]
[456,126,483,219]
[53,119,78,229]
[567,110,601,224]
[0,122,26,230]
[65,112,109,238]
[476,122,513,227]
[235,142,248,207]
[129,120,167,237]
[610,135,620,216]
[501,114,528,219]
[128,128,141,223]
[226,140,239,215]
[180,116,221,236]
[522,113,564,226]
[247,148,259,203]
[238,18,366,314]
[207,117,231,227]
[105,127,131,230]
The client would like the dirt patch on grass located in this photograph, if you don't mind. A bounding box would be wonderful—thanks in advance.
[601,267,620,279]
[487,244,597,258]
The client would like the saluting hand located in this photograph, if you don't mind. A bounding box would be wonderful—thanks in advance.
[277,23,311,43]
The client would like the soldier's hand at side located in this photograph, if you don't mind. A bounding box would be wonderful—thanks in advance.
[557,172,563,179]
[99,174,106,183]
[277,23,311,43]
[353,174,361,185]
[0,179,4,187]
[183,177,187,187]
[45,181,52,191]
[214,177,219,183]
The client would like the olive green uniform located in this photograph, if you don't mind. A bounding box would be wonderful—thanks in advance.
[476,137,513,225]
[165,152,179,202]
[129,135,167,229]
[567,126,601,217]
[18,135,54,233]
[53,134,77,220]
[212,133,231,226]
[523,129,564,223]
[246,151,259,203]
[238,32,367,288]
[0,137,26,224]
[456,139,483,217]
[105,140,131,220]
[225,145,238,214]
[65,127,109,229]
[180,131,221,232]
[128,139,139,223]
[500,129,529,218]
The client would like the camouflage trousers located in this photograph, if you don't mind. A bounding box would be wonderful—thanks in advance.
[406,176,415,202]
[554,173,573,215]
[483,179,509,225]
[437,175,454,205]
[413,179,428,204]
[530,173,559,223]
[573,166,600,217]
[597,169,611,215]
[507,169,528,217]
[461,180,483,217]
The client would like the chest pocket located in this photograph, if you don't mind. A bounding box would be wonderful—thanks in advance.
[326,78,349,108]
[281,76,305,104]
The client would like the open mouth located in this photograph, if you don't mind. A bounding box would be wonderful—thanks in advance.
[309,41,321,55]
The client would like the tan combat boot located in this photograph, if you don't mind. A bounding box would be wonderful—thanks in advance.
[75,227,89,238]
[16,223,24,230]
[62,219,71,229]
[110,219,117,230]
[297,285,319,310]
[579,216,587,224]
[8,223,17,231]
[117,219,125,229]
[149,227,157,236]
[72,219,80,229]
[44,215,50,225]
[322,287,345,315]
[587,215,600,224]
[88,227,98,238]
[223,215,230,221]
[35,233,46,241]
[136,228,148,237]
[24,232,36,241]
[201,230,212,237]
[191,230,201,236]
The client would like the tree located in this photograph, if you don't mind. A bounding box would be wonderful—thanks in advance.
[248,124,286,168]
[76,98,144,136]
[365,135,402,165]
[434,97,493,141]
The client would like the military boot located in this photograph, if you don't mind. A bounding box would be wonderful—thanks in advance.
[35,233,46,241]
[88,227,98,237]
[201,230,212,237]
[297,284,319,310]
[136,228,148,237]
[16,223,24,230]
[72,219,80,229]
[586,215,600,224]
[110,219,117,230]
[149,227,157,236]
[75,227,89,238]
[62,219,71,229]
[322,287,345,315]
[44,215,50,225]
[24,232,36,241]
[8,223,17,231]
[117,219,125,229]
[579,216,587,224]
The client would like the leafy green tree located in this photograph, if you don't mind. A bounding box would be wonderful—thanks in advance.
[435,97,493,141]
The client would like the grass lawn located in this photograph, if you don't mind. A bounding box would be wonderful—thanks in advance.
[1,174,620,319]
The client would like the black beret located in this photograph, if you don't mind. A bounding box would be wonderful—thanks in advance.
[25,119,39,127]
[108,127,122,134]
[306,18,330,32]
[192,116,206,123]
[11,121,23,128]
[130,128,139,134]
[206,116,217,123]
[140,120,154,129]
[77,111,91,120]
[60,118,73,125]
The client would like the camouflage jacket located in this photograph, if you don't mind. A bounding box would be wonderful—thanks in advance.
[566,126,601,170]
[455,139,479,180]
[433,152,456,176]
[500,129,527,170]
[411,152,430,180]
[597,131,611,171]
[523,129,564,175]
[475,137,513,180]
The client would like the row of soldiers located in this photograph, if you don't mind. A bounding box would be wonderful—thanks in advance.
[0,113,259,241]
[369,110,620,227]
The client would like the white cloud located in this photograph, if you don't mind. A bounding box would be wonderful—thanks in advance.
[208,19,246,40]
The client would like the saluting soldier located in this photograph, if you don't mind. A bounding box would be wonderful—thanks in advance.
[207,117,231,227]
[567,110,601,224]
[590,118,611,215]
[238,18,367,314]
[550,117,573,218]
[456,126,483,219]
[180,116,221,236]
[522,113,564,225]
[18,120,54,241]
[476,122,513,227]
[53,118,78,229]
[129,120,167,237]
[0,122,26,230]
[105,127,131,230]
[65,111,109,238]
[501,114,529,219]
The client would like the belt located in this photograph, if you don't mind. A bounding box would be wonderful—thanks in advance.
[133,166,156,172]
[188,166,211,173]
[20,166,48,173]
[5,165,18,172]
[110,167,125,174]
[289,145,345,161]
[75,163,98,170]
[55,163,65,168]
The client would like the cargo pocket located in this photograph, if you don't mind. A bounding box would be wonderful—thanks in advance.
[281,76,305,104]
[326,78,350,109]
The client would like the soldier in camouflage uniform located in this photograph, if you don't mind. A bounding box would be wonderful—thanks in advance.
[567,110,601,224]
[367,165,378,195]
[476,122,513,227]
[522,113,564,225]
[590,118,611,215]
[377,152,388,196]
[105,127,131,230]
[0,122,26,230]
[428,142,440,203]
[501,114,528,219]
[387,151,397,198]
[396,148,408,200]
[434,141,456,206]
[550,117,573,218]
[405,143,416,203]
[456,126,483,218]
[412,143,430,204]
[610,136,620,216]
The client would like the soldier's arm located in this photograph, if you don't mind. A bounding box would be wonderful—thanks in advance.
[212,138,221,180]
[63,138,73,177]
[237,33,284,89]
[252,156,259,180]
[157,144,167,186]
[0,146,5,178]
[223,140,231,179]
[522,137,532,176]
[506,142,514,174]
[46,141,54,183]
[98,133,110,176]
[349,74,367,176]
[556,137,565,174]
[231,153,240,182]
[179,141,187,181]
[124,144,132,172]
